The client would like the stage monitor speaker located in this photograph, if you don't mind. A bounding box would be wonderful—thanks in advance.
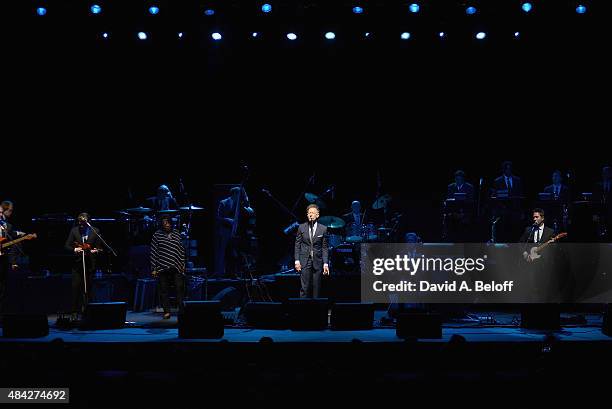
[330,303,374,330]
[521,304,560,330]
[285,298,329,331]
[2,314,49,338]
[396,312,442,339]
[242,302,286,329]
[178,300,224,339]
[81,302,127,330]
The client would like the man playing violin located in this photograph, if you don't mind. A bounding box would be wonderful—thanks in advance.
[64,213,103,319]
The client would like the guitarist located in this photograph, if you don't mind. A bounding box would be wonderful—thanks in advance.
[0,201,21,269]
[64,213,102,318]
[0,205,16,316]
[520,208,555,262]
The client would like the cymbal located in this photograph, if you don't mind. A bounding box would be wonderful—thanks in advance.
[319,216,345,229]
[305,193,319,203]
[179,205,205,211]
[372,194,392,210]
[157,209,180,214]
[123,207,153,213]
[305,193,326,209]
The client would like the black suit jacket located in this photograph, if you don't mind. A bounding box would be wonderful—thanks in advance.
[65,226,103,253]
[519,225,555,244]
[543,184,571,202]
[493,175,523,197]
[447,182,474,200]
[295,222,329,270]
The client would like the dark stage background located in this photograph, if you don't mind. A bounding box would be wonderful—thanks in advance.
[3,156,609,275]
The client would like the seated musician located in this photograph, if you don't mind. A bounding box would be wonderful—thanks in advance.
[543,170,571,202]
[447,170,474,201]
[146,184,178,211]
[492,161,523,197]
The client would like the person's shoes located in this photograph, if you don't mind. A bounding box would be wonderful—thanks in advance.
[163,313,171,320]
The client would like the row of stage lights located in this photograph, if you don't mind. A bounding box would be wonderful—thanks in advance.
[100,31,525,41]
[34,3,590,17]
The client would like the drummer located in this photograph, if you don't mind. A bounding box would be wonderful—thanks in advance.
[146,184,178,211]
[343,201,364,241]
[343,200,364,227]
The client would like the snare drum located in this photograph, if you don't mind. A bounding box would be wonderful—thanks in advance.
[363,223,378,242]
[328,233,344,248]
[345,222,363,243]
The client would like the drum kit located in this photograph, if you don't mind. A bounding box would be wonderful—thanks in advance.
[120,204,205,243]
[305,192,397,275]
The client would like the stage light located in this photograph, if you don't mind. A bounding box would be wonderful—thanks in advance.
[287,33,297,40]
[466,6,477,15]
[149,6,160,15]
[90,5,102,15]
[137,32,148,40]
[252,32,259,37]
[102,32,109,39]
[204,9,215,16]
[325,32,336,40]
[211,32,222,41]
[352,6,364,14]
[575,5,587,14]
[178,32,183,38]
[521,2,533,13]
[364,32,370,38]
[400,32,411,40]
[36,7,47,16]
[439,32,446,38]
[261,4,272,13]
[514,31,520,38]
[409,3,420,13]
[476,32,486,40]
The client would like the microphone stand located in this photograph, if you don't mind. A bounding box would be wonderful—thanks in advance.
[290,173,315,215]
[86,221,118,257]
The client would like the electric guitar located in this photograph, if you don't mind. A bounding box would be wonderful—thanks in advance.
[528,232,567,261]
[0,233,38,250]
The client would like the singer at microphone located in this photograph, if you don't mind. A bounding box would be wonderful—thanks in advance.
[295,204,329,298]
[64,212,103,319]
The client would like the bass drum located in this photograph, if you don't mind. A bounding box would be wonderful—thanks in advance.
[330,243,360,276]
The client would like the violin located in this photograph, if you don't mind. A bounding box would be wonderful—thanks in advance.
[73,242,101,253]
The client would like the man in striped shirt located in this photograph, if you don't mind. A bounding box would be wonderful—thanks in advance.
[151,216,186,319]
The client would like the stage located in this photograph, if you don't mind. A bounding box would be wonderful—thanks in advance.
[1,310,610,408]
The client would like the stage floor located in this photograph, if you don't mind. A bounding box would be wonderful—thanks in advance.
[1,311,608,344]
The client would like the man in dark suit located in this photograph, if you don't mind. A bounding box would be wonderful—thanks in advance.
[593,165,612,203]
[295,204,329,298]
[64,213,103,318]
[447,170,474,200]
[544,170,571,202]
[520,208,555,262]
[493,161,523,197]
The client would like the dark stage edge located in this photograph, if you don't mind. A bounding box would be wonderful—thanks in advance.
[2,312,611,409]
